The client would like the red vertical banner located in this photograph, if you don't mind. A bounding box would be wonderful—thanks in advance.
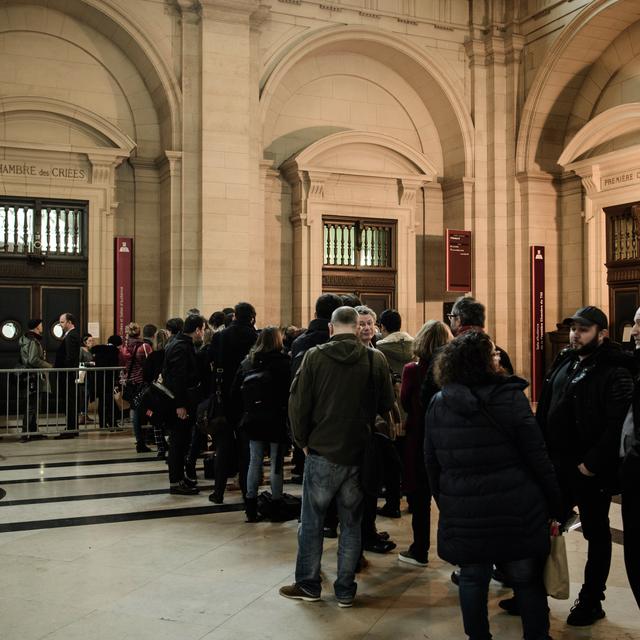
[446,229,472,292]
[114,237,133,338]
[530,246,545,402]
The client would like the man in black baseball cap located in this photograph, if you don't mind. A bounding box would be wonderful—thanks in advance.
[536,305,634,625]
[562,306,608,330]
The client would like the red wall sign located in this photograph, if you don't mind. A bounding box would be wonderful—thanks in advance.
[530,246,545,402]
[114,237,133,338]
[446,229,472,292]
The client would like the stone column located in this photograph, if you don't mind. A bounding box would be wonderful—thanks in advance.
[466,27,524,367]
[157,150,183,319]
[516,171,561,378]
[199,0,260,314]
[464,38,489,312]
[175,0,203,313]
[129,157,161,324]
[86,150,129,336]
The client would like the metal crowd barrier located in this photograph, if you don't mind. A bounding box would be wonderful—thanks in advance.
[0,366,129,438]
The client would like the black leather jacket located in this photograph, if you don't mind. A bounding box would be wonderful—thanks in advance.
[536,340,634,479]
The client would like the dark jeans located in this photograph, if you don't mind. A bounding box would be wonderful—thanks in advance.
[186,425,207,475]
[21,391,39,433]
[622,454,640,609]
[59,372,77,431]
[361,492,378,542]
[407,485,431,563]
[558,465,613,602]
[459,558,550,640]
[214,422,237,496]
[95,371,118,428]
[380,436,402,510]
[167,420,193,484]
[214,425,249,498]
[295,454,363,600]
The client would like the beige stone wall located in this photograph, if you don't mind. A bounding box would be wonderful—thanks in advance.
[4,0,640,378]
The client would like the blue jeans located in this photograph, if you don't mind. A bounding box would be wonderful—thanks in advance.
[131,408,143,444]
[295,454,363,600]
[246,441,284,499]
[459,558,550,640]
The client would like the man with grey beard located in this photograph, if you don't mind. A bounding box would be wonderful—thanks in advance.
[536,306,634,626]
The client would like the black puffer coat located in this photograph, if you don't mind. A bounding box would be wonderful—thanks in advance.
[425,376,562,566]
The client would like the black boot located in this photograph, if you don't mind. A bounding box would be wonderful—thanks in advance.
[245,497,259,523]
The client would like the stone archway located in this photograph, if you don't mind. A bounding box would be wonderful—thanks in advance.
[279,131,436,329]
[260,25,474,179]
[559,103,640,316]
[0,1,183,331]
[516,0,640,175]
[258,25,474,327]
[0,95,135,335]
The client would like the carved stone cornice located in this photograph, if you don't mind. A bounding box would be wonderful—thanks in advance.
[156,150,183,181]
[86,152,128,216]
[464,38,487,67]
[250,4,271,30]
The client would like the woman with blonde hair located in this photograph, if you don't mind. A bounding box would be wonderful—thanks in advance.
[398,320,453,567]
[119,322,153,453]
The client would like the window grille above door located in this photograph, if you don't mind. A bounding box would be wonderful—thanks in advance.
[0,199,87,258]
[323,219,394,269]
[607,204,640,262]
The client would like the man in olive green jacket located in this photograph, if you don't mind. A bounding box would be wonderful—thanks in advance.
[18,319,52,440]
[280,306,394,607]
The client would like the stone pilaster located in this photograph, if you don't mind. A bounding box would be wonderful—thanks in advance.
[199,0,261,314]
[175,0,203,314]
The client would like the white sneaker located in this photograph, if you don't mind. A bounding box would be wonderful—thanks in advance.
[398,550,428,567]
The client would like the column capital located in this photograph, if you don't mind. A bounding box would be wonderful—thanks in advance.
[173,0,202,24]
[200,0,261,22]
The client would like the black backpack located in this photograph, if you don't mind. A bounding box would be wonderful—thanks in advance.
[241,366,276,415]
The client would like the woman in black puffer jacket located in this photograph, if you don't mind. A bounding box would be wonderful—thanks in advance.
[425,331,562,640]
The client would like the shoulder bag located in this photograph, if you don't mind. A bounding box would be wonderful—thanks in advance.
[122,343,143,402]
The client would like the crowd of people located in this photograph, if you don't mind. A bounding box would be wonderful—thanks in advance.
[14,294,640,639]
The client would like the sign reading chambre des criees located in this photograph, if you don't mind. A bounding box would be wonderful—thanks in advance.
[0,161,88,180]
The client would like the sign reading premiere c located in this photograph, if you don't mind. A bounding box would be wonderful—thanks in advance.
[114,237,133,338]
[446,229,472,292]
[531,246,545,402]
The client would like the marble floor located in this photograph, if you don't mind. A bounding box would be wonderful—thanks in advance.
[0,432,638,640]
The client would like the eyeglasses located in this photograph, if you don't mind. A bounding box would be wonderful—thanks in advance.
[446,314,459,320]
